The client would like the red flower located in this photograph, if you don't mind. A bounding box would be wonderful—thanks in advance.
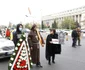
[20,60,26,66]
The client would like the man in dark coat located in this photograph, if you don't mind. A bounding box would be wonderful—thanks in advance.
[13,24,23,46]
[46,29,61,65]
[71,28,78,47]
[28,24,45,68]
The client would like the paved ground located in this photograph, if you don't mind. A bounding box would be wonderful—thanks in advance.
[0,34,85,70]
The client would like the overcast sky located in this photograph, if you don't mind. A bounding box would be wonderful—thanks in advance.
[0,0,85,26]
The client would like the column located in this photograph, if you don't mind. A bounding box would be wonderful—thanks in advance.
[76,15,78,22]
[78,15,80,23]
[75,15,76,22]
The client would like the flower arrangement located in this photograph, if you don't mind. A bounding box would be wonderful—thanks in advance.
[8,34,33,70]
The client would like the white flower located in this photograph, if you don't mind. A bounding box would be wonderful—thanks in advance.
[11,58,14,61]
[15,47,18,50]
[27,43,29,46]
[21,53,23,56]
[22,49,26,51]
[17,65,20,68]
[25,65,27,68]
[29,53,30,55]
[20,56,23,59]
[18,59,21,62]
[23,35,25,37]
[23,57,27,60]
[17,43,20,46]
[21,53,26,56]
[24,58,26,60]
[20,39,22,42]
[17,62,20,65]
[19,66,22,68]
[9,63,12,66]
[28,49,29,51]
[21,66,24,68]
[13,53,16,55]
[31,63,33,65]
[23,47,25,50]
[21,58,24,60]
[30,57,32,60]
[22,50,26,53]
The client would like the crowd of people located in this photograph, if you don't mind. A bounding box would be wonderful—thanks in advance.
[0,23,82,69]
[12,23,62,68]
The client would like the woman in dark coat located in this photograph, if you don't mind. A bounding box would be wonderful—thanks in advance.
[46,29,61,65]
[28,24,44,68]
[13,24,23,46]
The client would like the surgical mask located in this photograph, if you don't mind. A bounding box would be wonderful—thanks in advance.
[19,27,22,31]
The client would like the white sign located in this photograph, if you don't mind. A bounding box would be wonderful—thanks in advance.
[52,39,59,44]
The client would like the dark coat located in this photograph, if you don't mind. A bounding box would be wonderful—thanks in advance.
[71,30,78,38]
[45,33,61,60]
[13,24,23,46]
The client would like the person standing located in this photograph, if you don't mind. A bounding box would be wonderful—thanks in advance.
[13,24,23,46]
[0,29,1,34]
[6,28,10,40]
[46,29,61,65]
[71,27,78,47]
[77,27,81,46]
[66,33,68,41]
[28,24,44,68]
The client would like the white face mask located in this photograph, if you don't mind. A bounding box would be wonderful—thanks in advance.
[19,27,22,31]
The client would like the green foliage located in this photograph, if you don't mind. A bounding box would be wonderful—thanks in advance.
[41,21,47,29]
[25,23,32,29]
[12,24,16,28]
[58,23,62,29]
[37,23,41,29]
[25,23,41,29]
[41,21,44,29]
[61,17,76,29]
[52,20,58,29]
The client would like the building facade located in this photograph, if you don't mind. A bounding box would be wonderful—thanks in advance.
[42,6,85,29]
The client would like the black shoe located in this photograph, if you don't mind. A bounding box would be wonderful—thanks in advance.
[72,46,76,48]
[78,45,81,46]
[72,45,74,47]
[75,44,77,46]
[52,61,55,64]
[48,62,51,65]
[36,65,43,68]
[36,63,43,68]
